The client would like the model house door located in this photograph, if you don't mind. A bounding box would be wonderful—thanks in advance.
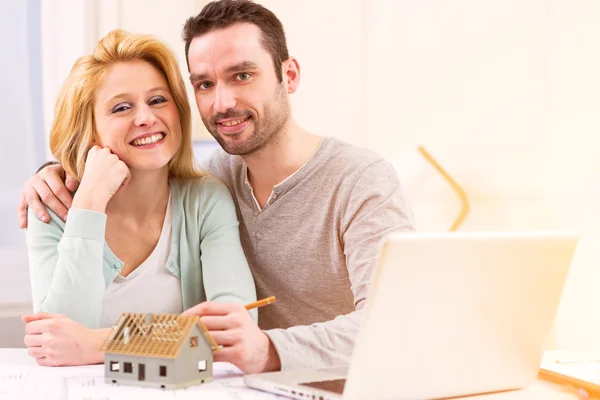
[138,363,145,381]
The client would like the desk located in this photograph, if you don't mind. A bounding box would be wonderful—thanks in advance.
[0,349,583,399]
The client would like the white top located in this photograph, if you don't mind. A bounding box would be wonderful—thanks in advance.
[99,195,182,328]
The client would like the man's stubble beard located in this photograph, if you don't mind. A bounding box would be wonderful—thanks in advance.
[203,83,290,156]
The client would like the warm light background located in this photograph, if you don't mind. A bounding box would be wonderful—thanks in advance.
[2,0,600,349]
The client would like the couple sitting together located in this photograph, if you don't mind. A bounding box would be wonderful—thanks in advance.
[17,0,414,372]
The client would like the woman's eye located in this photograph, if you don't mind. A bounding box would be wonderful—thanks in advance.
[111,104,130,114]
[149,96,167,105]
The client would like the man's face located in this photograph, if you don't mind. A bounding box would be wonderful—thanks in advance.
[187,23,290,156]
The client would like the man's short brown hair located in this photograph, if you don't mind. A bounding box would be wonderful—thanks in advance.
[182,0,289,82]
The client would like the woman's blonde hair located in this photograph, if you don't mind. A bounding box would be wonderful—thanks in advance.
[50,29,203,180]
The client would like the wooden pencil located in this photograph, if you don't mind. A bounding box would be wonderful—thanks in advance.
[245,296,276,310]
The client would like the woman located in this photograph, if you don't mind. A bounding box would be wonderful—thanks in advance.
[23,29,256,366]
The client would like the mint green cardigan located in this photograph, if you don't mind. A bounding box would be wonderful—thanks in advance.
[25,176,257,328]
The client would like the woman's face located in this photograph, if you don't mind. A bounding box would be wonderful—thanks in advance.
[93,60,182,172]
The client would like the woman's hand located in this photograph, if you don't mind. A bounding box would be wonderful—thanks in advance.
[72,146,131,213]
[22,313,110,367]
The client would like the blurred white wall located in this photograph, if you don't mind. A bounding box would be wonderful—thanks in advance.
[28,0,600,350]
[0,0,44,297]
[257,0,600,350]
[0,0,44,346]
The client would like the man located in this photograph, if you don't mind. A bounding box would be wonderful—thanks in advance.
[18,0,414,374]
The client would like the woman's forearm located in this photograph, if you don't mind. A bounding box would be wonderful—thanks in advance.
[90,328,112,364]
[27,208,108,328]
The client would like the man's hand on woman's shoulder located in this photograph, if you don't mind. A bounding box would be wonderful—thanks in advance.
[18,163,77,228]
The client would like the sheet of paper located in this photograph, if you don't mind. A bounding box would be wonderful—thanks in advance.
[541,350,600,385]
[62,375,284,400]
[0,363,283,400]
[175,377,287,400]
[0,367,30,400]
[64,376,176,400]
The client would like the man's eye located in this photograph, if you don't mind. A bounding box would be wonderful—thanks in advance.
[197,82,213,90]
[236,73,250,81]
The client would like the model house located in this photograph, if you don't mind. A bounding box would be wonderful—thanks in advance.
[100,312,218,389]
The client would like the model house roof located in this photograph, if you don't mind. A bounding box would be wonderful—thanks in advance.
[100,313,218,359]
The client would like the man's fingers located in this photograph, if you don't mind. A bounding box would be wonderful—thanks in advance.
[28,176,69,222]
[207,330,240,346]
[181,304,201,317]
[18,190,29,229]
[212,346,237,363]
[183,302,244,317]
[19,163,72,227]
[23,183,50,223]
[45,172,73,215]
[65,175,79,192]
[200,315,240,331]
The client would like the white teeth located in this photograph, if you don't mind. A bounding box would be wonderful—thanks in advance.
[221,118,247,127]
[132,133,164,146]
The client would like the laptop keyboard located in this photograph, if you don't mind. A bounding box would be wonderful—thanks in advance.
[299,379,347,394]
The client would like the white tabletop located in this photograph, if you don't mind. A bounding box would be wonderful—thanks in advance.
[0,348,281,400]
[0,348,585,400]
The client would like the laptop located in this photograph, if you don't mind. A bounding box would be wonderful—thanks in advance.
[245,231,579,400]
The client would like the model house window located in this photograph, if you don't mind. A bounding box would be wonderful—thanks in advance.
[160,365,167,377]
[109,361,120,371]
[139,364,145,381]
[190,336,198,347]
[198,360,207,372]
[124,362,133,373]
